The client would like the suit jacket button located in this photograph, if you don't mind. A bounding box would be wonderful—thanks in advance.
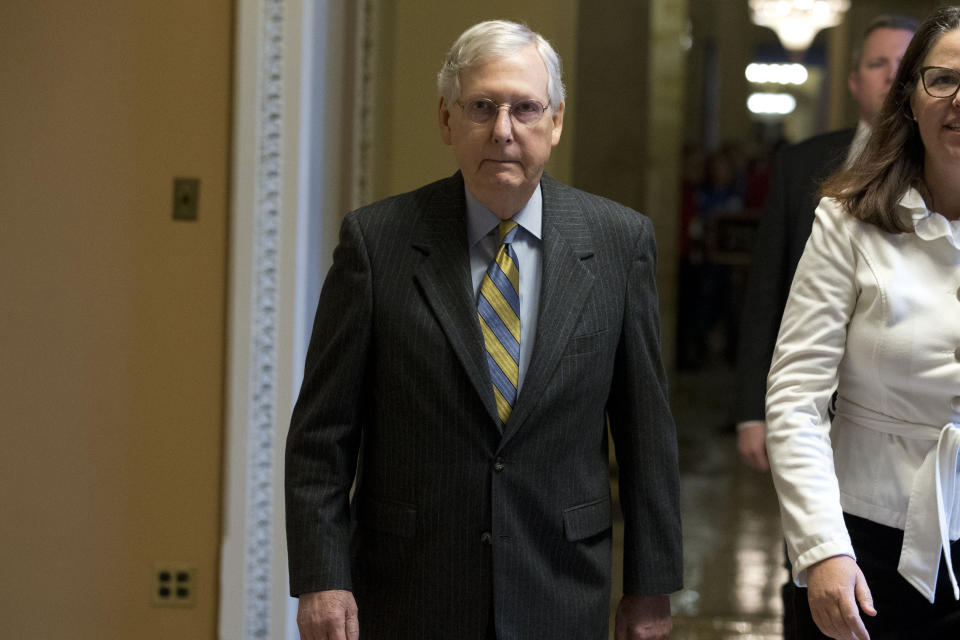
[494,458,505,472]
[480,531,492,545]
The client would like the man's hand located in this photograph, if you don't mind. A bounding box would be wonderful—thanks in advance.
[736,420,770,471]
[296,590,359,640]
[614,594,671,640]
[807,555,876,640]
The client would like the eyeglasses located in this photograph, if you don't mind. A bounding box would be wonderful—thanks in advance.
[456,98,550,125]
[919,66,960,99]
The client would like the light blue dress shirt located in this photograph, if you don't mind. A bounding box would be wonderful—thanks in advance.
[465,185,542,392]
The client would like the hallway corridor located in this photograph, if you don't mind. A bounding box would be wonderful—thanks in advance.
[611,361,787,639]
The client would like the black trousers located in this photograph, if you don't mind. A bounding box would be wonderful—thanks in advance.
[788,513,960,639]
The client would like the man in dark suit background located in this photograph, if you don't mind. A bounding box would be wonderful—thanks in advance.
[733,13,916,640]
[285,20,682,640]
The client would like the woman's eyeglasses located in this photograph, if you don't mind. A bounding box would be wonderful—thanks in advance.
[919,66,960,99]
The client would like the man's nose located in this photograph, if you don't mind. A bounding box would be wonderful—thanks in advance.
[492,105,514,142]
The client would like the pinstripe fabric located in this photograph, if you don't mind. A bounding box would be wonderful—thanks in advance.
[285,173,683,640]
[478,220,520,425]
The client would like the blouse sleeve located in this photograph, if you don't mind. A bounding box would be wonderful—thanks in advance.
[765,197,860,585]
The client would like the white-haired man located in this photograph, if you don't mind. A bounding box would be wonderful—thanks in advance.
[285,19,682,640]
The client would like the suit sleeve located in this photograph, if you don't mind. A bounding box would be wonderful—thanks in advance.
[607,217,683,595]
[285,212,372,596]
[734,149,791,423]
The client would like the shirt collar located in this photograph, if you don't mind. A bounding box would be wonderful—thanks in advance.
[845,120,872,167]
[898,186,960,250]
[898,186,928,214]
[465,184,543,247]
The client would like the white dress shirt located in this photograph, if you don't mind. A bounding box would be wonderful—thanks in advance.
[844,120,872,167]
[765,188,960,602]
[465,186,542,392]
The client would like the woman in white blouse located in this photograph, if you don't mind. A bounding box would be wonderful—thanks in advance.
[766,6,960,639]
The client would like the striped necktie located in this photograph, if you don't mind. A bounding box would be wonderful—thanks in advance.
[478,220,521,426]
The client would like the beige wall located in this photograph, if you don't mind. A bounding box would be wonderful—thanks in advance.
[0,1,231,637]
[369,0,578,203]
[646,0,688,369]
[572,1,650,211]
[571,0,687,368]
[685,0,756,148]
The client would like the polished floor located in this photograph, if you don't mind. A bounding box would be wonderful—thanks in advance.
[609,361,788,639]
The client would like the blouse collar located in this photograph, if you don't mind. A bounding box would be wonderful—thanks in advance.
[898,187,960,250]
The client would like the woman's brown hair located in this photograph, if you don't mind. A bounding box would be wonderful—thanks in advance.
[820,6,960,232]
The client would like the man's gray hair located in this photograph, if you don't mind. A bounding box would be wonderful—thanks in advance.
[437,20,565,107]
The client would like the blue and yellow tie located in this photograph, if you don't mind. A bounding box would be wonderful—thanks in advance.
[478,220,521,426]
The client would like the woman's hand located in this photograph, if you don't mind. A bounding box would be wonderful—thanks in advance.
[806,555,876,640]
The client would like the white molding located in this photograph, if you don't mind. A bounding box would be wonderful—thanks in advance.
[221,0,305,638]
[243,0,284,636]
[222,1,354,638]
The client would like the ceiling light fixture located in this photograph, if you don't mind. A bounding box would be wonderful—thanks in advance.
[747,92,797,115]
[745,62,809,85]
[749,0,850,52]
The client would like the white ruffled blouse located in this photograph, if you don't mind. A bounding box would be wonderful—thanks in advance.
[765,188,960,603]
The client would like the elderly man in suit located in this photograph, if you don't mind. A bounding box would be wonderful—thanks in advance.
[285,19,682,640]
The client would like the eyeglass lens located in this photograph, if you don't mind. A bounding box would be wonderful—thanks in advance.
[923,67,960,98]
[463,99,545,124]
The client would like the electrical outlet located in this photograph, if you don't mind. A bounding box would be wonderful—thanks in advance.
[172,177,200,221]
[152,562,197,607]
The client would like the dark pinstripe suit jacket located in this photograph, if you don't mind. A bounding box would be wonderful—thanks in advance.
[734,129,855,423]
[285,172,682,639]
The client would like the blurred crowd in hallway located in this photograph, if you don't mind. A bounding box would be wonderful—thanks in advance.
[675,138,780,373]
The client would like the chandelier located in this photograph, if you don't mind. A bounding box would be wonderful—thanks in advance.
[749,0,851,52]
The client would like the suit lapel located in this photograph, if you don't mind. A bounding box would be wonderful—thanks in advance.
[411,174,500,424]
[501,176,595,445]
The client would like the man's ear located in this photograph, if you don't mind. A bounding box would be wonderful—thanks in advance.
[439,97,453,145]
[848,70,861,103]
[550,101,565,147]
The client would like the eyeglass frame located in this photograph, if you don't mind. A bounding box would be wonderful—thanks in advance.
[918,66,960,99]
[455,97,552,125]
